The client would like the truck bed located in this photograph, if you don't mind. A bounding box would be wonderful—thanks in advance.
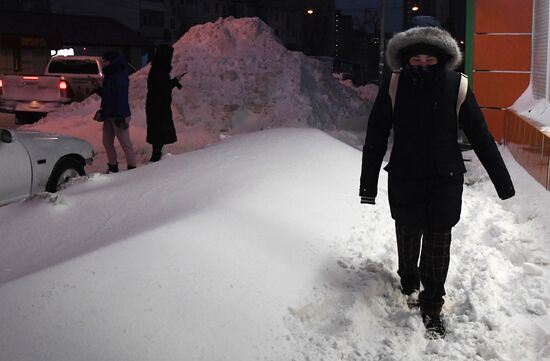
[0,75,69,114]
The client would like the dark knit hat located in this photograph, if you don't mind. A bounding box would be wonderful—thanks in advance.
[102,51,120,62]
[400,43,448,63]
[409,16,441,29]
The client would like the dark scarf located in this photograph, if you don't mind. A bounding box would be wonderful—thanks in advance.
[402,62,445,88]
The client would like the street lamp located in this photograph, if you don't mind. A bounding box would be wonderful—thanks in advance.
[304,8,316,55]
[411,4,420,12]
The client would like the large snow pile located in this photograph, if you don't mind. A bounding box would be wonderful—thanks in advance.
[333,72,379,103]
[26,17,371,168]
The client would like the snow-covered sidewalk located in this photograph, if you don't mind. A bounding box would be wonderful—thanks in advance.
[0,129,548,361]
[285,146,550,360]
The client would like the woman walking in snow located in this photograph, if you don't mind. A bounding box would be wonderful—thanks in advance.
[146,44,184,162]
[359,24,515,338]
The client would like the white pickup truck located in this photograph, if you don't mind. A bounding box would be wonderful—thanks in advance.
[0,56,103,123]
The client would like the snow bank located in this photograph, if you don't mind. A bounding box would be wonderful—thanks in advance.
[0,129,549,361]
[333,72,379,103]
[0,129,366,361]
[511,84,550,128]
[25,17,371,169]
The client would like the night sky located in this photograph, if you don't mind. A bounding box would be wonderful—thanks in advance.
[335,0,403,33]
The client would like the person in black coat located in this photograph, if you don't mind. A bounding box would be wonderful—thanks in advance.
[359,26,515,338]
[146,44,183,162]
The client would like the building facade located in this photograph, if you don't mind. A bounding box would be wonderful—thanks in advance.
[1,0,335,73]
[0,0,50,11]
[0,10,145,74]
[49,0,140,32]
[140,0,175,44]
[402,0,466,42]
[333,10,374,84]
[468,0,549,191]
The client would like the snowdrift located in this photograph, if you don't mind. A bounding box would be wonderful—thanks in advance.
[0,129,366,361]
[26,17,371,168]
[1,129,549,361]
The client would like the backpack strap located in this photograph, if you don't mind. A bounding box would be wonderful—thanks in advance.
[389,71,400,112]
[456,73,468,117]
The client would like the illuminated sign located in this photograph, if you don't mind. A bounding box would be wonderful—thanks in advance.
[51,48,75,56]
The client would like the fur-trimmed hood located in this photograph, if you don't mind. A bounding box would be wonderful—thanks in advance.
[386,26,462,71]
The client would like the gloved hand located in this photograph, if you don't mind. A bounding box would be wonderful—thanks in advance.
[113,117,129,130]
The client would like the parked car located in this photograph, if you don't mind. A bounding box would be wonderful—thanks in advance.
[0,75,72,124]
[0,56,103,124]
[44,56,103,102]
[0,128,93,206]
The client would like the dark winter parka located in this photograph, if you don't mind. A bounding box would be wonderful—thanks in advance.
[359,26,515,229]
[146,44,181,145]
[99,55,131,119]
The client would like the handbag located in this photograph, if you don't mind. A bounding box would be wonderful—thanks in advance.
[93,109,104,122]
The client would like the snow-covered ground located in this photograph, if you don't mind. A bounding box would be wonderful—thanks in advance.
[3,16,549,361]
[0,128,549,361]
[333,72,379,103]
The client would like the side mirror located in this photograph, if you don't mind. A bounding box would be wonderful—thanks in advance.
[1,129,13,143]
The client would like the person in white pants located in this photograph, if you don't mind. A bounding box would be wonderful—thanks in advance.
[102,115,136,172]
[96,51,137,173]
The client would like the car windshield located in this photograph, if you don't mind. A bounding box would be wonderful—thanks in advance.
[48,59,99,74]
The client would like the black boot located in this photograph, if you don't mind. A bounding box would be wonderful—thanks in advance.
[149,144,163,162]
[422,312,446,339]
[127,165,136,170]
[107,163,119,173]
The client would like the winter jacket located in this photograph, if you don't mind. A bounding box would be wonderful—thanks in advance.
[359,26,515,229]
[146,44,181,145]
[98,55,131,119]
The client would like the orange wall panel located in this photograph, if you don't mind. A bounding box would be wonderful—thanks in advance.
[474,35,531,71]
[543,136,550,190]
[473,72,530,108]
[476,0,533,33]
[506,112,525,172]
[505,111,519,146]
[506,110,550,190]
[481,108,506,143]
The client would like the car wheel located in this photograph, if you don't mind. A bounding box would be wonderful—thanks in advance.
[45,157,85,193]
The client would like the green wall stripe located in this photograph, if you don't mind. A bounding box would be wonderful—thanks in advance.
[465,0,475,83]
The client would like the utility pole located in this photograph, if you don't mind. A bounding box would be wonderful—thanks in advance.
[378,0,385,84]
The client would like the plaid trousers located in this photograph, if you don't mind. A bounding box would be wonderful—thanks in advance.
[395,222,452,314]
